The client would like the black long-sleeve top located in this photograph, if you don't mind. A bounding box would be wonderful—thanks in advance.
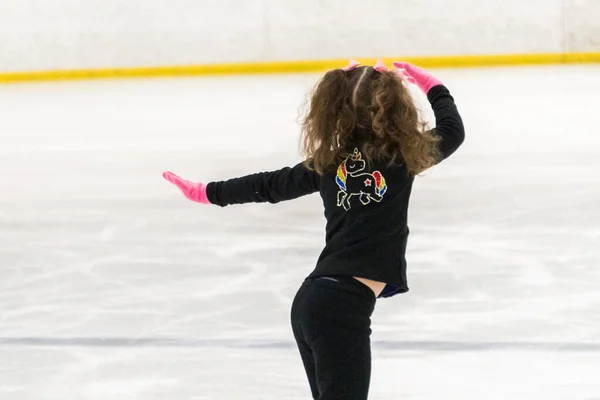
[206,85,465,298]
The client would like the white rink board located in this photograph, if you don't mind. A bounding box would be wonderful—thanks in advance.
[0,0,599,72]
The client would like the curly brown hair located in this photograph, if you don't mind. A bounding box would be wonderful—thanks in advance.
[300,65,441,175]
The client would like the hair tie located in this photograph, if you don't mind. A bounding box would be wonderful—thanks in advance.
[374,59,389,73]
[342,60,360,72]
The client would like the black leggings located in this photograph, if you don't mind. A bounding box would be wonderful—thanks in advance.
[291,276,376,400]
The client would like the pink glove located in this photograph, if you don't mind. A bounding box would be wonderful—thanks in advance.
[162,171,211,204]
[393,62,443,94]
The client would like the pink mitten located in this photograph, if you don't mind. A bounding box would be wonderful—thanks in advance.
[393,62,443,94]
[162,171,211,204]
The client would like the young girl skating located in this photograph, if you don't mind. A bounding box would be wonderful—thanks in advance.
[163,60,465,399]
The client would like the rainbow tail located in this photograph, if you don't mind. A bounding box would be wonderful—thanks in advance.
[373,171,387,196]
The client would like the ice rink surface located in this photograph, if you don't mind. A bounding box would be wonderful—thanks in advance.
[1,65,599,399]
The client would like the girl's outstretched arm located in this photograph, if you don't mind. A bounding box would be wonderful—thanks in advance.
[425,85,465,161]
[394,62,465,162]
[163,162,320,207]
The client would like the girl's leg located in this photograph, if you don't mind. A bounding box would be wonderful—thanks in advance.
[311,320,372,399]
[292,322,320,399]
[296,277,376,400]
[291,281,320,399]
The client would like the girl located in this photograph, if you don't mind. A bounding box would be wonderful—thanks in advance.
[162,60,465,399]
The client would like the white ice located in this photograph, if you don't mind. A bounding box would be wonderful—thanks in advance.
[0,66,599,399]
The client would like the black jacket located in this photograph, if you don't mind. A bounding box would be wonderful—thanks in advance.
[206,85,465,298]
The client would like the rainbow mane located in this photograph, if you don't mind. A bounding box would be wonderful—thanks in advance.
[336,162,347,190]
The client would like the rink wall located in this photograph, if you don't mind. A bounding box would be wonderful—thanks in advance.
[0,0,599,83]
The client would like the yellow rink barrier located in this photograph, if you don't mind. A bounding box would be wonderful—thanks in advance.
[1,52,599,84]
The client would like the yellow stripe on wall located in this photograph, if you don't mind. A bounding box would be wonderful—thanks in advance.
[1,52,599,84]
